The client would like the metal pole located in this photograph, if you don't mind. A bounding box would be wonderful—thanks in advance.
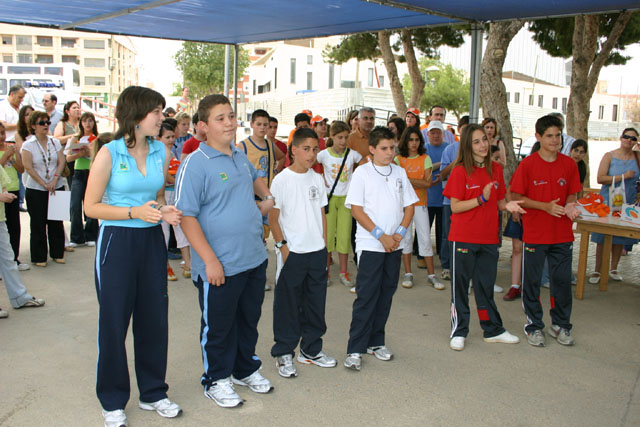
[233,45,239,114]
[469,23,483,124]
[224,45,230,98]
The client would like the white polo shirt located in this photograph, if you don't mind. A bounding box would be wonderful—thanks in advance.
[0,99,19,142]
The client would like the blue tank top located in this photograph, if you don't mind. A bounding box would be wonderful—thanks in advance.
[102,137,166,228]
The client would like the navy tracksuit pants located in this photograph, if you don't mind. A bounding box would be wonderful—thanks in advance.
[522,242,573,334]
[94,225,169,411]
[194,260,267,388]
[271,248,328,358]
[450,242,505,339]
[347,250,402,354]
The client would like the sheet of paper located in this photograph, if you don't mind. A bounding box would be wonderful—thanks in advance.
[47,190,71,221]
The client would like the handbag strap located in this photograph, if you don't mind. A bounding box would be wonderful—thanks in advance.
[328,148,350,199]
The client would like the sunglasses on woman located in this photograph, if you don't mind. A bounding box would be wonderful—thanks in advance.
[35,120,52,126]
[622,134,638,142]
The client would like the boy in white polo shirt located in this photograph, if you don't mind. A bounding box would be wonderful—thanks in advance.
[268,127,337,378]
[344,126,417,371]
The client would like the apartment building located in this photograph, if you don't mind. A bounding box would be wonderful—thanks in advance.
[0,23,137,103]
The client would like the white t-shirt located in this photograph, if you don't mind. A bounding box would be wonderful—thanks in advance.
[20,135,63,191]
[271,168,328,253]
[0,99,19,142]
[345,162,418,253]
[316,147,362,196]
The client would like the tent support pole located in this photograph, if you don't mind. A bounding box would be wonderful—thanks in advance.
[224,45,230,98]
[469,23,483,124]
[233,45,239,114]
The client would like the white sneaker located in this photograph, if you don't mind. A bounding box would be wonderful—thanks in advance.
[493,284,504,293]
[450,336,465,351]
[344,353,362,371]
[17,262,30,271]
[103,409,127,427]
[428,274,445,290]
[401,273,414,288]
[68,242,85,248]
[483,330,520,344]
[366,345,393,361]
[232,370,274,393]
[87,241,96,247]
[204,378,243,408]
[138,398,182,418]
[349,286,356,294]
[265,283,272,291]
[275,354,298,378]
[297,350,337,368]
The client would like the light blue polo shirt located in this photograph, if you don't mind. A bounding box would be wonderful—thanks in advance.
[175,142,267,280]
[440,141,460,206]
[102,137,166,228]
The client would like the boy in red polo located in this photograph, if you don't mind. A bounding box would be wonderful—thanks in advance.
[510,115,581,348]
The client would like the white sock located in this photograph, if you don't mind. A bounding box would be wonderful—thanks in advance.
[511,284,520,289]
[428,274,436,278]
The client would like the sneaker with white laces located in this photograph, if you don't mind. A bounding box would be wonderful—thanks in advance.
[102,409,127,427]
[367,345,393,361]
[483,330,520,344]
[138,398,182,418]
[339,272,352,287]
[526,329,546,347]
[548,324,575,346]
[232,370,274,393]
[204,378,243,408]
[401,273,414,288]
[493,284,504,293]
[449,336,465,351]
[275,354,298,378]
[297,350,337,367]
[344,353,361,371]
[441,269,451,280]
[17,262,30,271]
[428,274,445,290]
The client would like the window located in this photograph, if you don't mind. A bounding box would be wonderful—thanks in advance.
[7,65,39,74]
[44,67,63,76]
[612,104,618,121]
[514,92,520,104]
[328,64,334,89]
[258,82,270,94]
[379,75,385,87]
[341,80,356,88]
[274,68,277,90]
[552,97,558,109]
[2,35,12,45]
[290,58,296,84]
[368,68,374,87]
[307,55,313,65]
[16,54,33,64]
[62,55,79,64]
[61,38,77,48]
[528,94,533,106]
[562,97,568,113]
[598,105,605,120]
[0,79,6,96]
[36,55,53,64]
[85,76,106,86]
[506,92,510,103]
[2,54,12,63]
[252,79,256,96]
[36,36,53,47]
[307,72,312,90]
[16,35,32,50]
[85,58,105,68]
[84,39,105,49]
[538,95,544,108]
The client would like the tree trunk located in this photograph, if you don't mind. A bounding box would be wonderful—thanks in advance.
[401,30,426,110]
[480,21,524,181]
[378,30,407,115]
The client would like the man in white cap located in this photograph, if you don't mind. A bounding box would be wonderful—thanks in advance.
[422,105,456,146]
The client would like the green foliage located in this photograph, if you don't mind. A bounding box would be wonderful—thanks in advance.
[174,42,250,100]
[528,12,640,66]
[402,59,470,119]
[323,33,380,63]
[170,82,182,96]
[397,27,466,60]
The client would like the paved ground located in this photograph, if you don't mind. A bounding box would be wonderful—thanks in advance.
[1,214,639,426]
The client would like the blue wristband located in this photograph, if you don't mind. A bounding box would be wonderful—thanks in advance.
[394,225,407,238]
[371,226,384,239]
[480,194,487,203]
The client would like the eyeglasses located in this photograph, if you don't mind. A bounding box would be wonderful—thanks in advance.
[35,120,52,126]
[622,134,638,142]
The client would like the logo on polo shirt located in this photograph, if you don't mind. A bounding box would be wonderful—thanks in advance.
[493,181,499,189]
[220,172,229,181]
[119,162,128,171]
[395,178,403,192]
[557,178,566,186]
[525,246,536,253]
[533,179,548,186]
[456,247,468,254]
[465,184,480,190]
[309,185,319,200]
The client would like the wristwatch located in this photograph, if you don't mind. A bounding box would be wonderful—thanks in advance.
[275,240,287,249]
[265,195,275,202]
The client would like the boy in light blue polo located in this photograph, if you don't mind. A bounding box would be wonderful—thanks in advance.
[175,94,276,409]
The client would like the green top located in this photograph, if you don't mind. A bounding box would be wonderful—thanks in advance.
[0,149,20,191]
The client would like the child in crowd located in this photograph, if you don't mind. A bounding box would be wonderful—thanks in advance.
[316,121,362,288]
[176,94,275,408]
[179,113,206,160]
[158,121,191,281]
[266,117,287,173]
[444,124,525,351]
[394,127,444,290]
[510,115,581,347]
[490,145,501,164]
[268,127,336,378]
[172,111,191,159]
[344,126,417,371]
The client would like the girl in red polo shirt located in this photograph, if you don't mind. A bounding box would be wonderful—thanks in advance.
[443,124,525,351]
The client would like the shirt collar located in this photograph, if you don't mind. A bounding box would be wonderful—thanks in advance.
[197,141,239,159]
[112,137,163,155]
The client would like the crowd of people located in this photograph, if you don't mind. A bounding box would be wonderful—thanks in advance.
[1,83,639,427]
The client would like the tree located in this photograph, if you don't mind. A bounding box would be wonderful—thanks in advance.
[174,42,250,101]
[480,21,525,180]
[402,59,470,120]
[323,27,466,116]
[529,12,640,140]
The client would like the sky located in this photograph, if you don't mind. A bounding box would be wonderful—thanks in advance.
[132,36,640,98]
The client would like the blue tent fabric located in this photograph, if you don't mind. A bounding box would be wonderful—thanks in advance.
[1,0,638,44]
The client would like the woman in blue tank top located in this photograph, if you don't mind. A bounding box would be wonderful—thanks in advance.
[84,86,183,427]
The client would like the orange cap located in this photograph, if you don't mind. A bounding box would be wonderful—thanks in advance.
[406,107,420,117]
[311,115,327,126]
[302,109,313,118]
